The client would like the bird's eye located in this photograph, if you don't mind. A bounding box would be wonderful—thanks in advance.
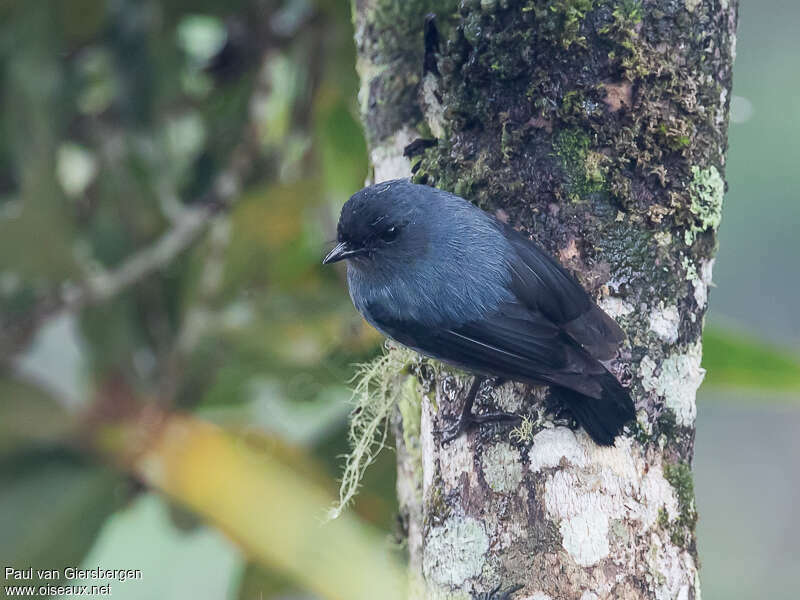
[380,226,400,242]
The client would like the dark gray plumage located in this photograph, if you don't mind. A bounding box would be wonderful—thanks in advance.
[324,179,634,445]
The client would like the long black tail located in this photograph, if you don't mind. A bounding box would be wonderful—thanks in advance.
[552,372,635,446]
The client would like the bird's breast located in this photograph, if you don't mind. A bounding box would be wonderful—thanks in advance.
[346,254,514,331]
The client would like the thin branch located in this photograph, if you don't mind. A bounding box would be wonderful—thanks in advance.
[74,144,250,310]
[0,10,321,364]
[0,133,256,365]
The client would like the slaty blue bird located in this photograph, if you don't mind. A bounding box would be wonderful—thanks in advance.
[323,179,635,445]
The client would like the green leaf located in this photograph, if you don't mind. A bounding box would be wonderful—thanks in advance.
[0,454,127,595]
[68,494,241,600]
[702,326,800,393]
[236,563,296,600]
[0,378,75,458]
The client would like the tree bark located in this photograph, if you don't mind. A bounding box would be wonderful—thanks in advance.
[352,1,737,598]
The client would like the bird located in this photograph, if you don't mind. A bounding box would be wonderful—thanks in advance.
[323,179,635,446]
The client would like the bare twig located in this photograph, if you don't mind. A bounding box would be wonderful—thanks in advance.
[67,143,250,311]
[0,10,321,364]
[0,133,256,365]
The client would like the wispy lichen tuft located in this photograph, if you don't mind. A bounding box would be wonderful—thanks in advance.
[328,345,419,520]
[510,415,535,443]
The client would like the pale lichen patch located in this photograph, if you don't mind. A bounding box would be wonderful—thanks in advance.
[398,376,423,456]
[681,254,706,309]
[598,295,634,320]
[354,56,387,115]
[685,165,725,245]
[654,230,672,247]
[559,508,610,566]
[692,258,714,308]
[481,442,523,493]
[528,427,587,472]
[540,437,683,572]
[370,126,415,182]
[647,532,697,600]
[492,380,526,412]
[422,72,446,139]
[438,430,476,493]
[640,344,705,427]
[423,516,490,587]
[684,0,701,12]
[648,304,680,343]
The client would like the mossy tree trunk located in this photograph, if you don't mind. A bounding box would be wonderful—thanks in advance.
[352,1,737,598]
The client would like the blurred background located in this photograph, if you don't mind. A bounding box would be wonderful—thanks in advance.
[0,1,797,599]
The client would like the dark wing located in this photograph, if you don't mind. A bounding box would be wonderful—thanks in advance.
[499,223,625,360]
[366,300,607,398]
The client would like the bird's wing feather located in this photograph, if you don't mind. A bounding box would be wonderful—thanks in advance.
[499,222,625,360]
[561,304,626,360]
[365,299,606,398]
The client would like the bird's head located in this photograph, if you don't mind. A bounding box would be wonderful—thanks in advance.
[323,180,429,270]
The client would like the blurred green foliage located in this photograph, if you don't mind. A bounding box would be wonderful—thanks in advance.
[1,454,127,585]
[703,327,800,394]
[0,1,395,597]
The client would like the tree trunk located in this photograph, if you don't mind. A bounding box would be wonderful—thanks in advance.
[352,1,737,598]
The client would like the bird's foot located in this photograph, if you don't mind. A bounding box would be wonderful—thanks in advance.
[437,410,521,444]
[551,407,579,430]
[474,583,524,600]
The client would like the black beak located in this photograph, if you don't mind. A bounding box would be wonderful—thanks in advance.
[322,241,367,264]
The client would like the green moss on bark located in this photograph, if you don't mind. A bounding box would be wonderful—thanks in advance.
[554,128,608,201]
[411,2,731,224]
[663,461,698,550]
[526,0,596,49]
